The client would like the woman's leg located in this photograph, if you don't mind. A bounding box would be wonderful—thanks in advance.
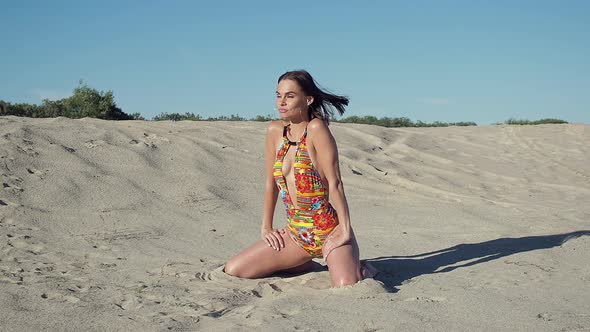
[324,230,363,287]
[277,260,322,275]
[224,229,313,279]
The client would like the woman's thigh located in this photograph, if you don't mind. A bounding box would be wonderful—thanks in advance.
[224,229,313,279]
[325,235,362,287]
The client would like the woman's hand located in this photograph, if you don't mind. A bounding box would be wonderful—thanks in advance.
[261,228,286,251]
[322,224,352,260]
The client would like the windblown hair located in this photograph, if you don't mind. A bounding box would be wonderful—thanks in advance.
[278,70,348,125]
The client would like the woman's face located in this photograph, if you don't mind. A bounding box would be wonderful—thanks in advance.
[275,79,312,121]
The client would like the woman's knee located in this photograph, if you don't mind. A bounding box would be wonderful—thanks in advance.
[223,258,244,277]
[223,257,258,279]
[332,274,361,287]
[328,259,363,287]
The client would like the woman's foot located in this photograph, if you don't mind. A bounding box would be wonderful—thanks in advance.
[360,260,379,279]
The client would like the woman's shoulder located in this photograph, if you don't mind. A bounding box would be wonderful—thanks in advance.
[307,117,330,136]
[266,119,286,136]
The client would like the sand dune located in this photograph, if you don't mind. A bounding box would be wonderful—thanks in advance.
[1,115,589,331]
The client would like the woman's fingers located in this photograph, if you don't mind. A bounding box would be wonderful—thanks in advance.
[262,230,276,249]
[322,231,349,260]
[268,232,282,250]
[322,237,331,258]
[275,230,285,248]
[267,234,278,250]
[262,231,272,246]
[323,245,333,261]
[263,229,287,251]
[264,236,274,248]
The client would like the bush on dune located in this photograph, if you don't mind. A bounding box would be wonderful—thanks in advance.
[153,112,202,121]
[152,113,276,122]
[500,118,568,125]
[334,115,477,127]
[0,82,132,120]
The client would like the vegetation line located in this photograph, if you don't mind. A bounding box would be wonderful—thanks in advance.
[0,82,568,127]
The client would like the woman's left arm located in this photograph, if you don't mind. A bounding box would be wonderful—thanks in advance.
[309,120,352,258]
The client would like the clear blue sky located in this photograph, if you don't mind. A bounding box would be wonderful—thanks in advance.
[1,0,588,124]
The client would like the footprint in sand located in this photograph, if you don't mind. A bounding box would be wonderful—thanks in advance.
[0,215,15,225]
[85,227,164,243]
[194,288,263,319]
[66,284,90,296]
[0,264,24,285]
[3,181,24,194]
[142,133,170,143]
[6,234,45,255]
[83,139,106,149]
[536,312,554,321]
[21,138,34,146]
[351,167,363,175]
[25,167,46,179]
[16,145,39,156]
[271,302,301,318]
[3,174,23,183]
[129,133,169,150]
[142,141,158,149]
[157,261,195,279]
[115,294,144,310]
[146,311,200,331]
[181,191,223,213]
[40,291,80,304]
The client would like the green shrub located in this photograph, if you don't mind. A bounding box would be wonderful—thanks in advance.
[0,82,133,120]
[130,113,145,120]
[335,115,477,127]
[205,114,246,121]
[252,114,275,121]
[153,112,202,121]
[502,118,568,125]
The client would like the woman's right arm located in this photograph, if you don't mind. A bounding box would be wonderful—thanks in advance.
[260,121,284,250]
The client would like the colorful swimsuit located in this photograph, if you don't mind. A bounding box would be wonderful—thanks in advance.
[273,123,339,258]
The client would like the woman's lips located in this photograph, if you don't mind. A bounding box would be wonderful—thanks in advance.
[278,108,288,113]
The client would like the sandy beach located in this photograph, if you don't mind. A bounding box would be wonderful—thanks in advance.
[1,115,589,331]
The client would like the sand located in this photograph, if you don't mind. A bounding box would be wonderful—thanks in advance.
[0,115,589,331]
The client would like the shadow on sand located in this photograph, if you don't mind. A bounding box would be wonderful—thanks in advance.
[366,230,590,293]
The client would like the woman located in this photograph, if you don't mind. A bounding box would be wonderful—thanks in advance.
[224,70,373,287]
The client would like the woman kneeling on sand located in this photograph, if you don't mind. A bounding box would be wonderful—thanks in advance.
[224,70,376,287]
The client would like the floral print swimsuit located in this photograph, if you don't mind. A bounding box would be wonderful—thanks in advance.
[273,123,339,258]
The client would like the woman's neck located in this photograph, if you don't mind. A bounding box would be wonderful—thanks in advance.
[286,120,308,141]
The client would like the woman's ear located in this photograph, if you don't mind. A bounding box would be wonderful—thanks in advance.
[307,97,314,106]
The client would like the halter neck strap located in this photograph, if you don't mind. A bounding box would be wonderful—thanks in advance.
[283,123,308,145]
